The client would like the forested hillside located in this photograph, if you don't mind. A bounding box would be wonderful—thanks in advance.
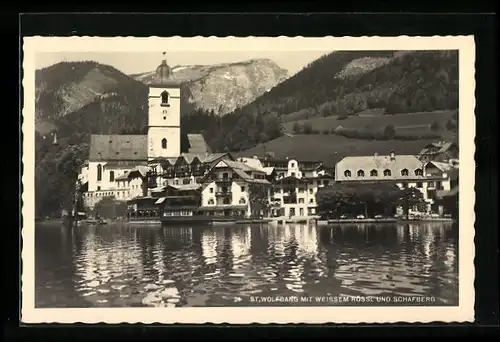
[227,50,458,124]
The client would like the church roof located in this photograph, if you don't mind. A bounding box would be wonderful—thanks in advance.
[187,134,211,154]
[89,134,147,161]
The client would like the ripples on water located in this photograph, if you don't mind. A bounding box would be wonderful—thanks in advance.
[35,222,459,308]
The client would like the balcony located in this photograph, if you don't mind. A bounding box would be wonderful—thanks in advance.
[214,177,233,184]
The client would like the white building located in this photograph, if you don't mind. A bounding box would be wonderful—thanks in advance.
[334,152,458,211]
[198,159,272,218]
[256,156,334,218]
[79,53,187,209]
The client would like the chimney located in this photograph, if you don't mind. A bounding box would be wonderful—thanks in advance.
[374,152,379,157]
[389,151,395,160]
[253,155,259,159]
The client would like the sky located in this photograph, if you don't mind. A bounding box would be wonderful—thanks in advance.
[35,50,331,76]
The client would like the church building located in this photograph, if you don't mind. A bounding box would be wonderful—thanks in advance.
[78,53,212,209]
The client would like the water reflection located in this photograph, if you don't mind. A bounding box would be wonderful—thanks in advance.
[35,222,458,307]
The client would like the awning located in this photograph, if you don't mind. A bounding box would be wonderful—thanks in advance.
[154,197,167,204]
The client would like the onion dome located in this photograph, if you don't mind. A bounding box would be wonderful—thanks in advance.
[151,52,180,87]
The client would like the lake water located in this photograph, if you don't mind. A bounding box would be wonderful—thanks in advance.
[35,222,459,307]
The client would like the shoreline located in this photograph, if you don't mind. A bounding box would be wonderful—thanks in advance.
[318,218,456,225]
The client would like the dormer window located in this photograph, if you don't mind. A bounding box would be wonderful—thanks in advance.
[357,170,365,177]
[414,168,423,176]
[344,170,351,178]
[401,168,409,176]
[370,169,378,177]
[383,169,392,177]
[161,91,170,107]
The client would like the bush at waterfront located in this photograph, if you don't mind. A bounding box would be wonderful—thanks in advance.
[316,183,425,218]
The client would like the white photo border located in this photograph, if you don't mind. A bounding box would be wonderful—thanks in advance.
[21,35,476,324]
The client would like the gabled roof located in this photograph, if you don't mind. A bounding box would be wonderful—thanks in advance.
[425,161,454,172]
[89,134,147,161]
[224,159,266,173]
[187,134,211,154]
[167,183,201,191]
[419,141,457,155]
[201,159,271,185]
[202,152,233,164]
[115,166,150,180]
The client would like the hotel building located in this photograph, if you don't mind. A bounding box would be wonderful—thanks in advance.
[334,152,458,212]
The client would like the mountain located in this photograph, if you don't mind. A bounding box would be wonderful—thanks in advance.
[226,50,458,124]
[231,50,459,167]
[131,58,288,116]
[35,61,149,136]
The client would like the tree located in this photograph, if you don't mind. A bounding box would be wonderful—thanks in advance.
[316,182,402,218]
[94,197,127,219]
[394,187,425,217]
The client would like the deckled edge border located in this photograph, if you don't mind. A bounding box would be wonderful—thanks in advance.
[20,35,476,324]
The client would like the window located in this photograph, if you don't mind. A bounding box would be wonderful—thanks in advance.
[183,178,190,184]
[210,188,213,193]
[370,169,378,177]
[97,164,102,181]
[208,199,214,205]
[428,181,435,188]
[309,198,314,203]
[414,168,423,176]
[239,197,246,204]
[223,198,230,205]
[401,168,409,176]
[357,170,365,177]
[299,188,304,193]
[241,186,245,192]
[299,198,304,204]
[416,182,423,188]
[161,138,167,149]
[222,172,229,179]
[344,170,351,178]
[291,172,296,177]
[161,91,169,106]
[97,186,101,191]
[291,162,295,168]
[383,169,392,176]
[309,188,313,194]
[109,171,115,182]
[174,180,179,185]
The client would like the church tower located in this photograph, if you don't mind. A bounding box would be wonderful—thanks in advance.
[147,52,181,160]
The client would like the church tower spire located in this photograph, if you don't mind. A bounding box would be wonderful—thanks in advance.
[147,52,182,160]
